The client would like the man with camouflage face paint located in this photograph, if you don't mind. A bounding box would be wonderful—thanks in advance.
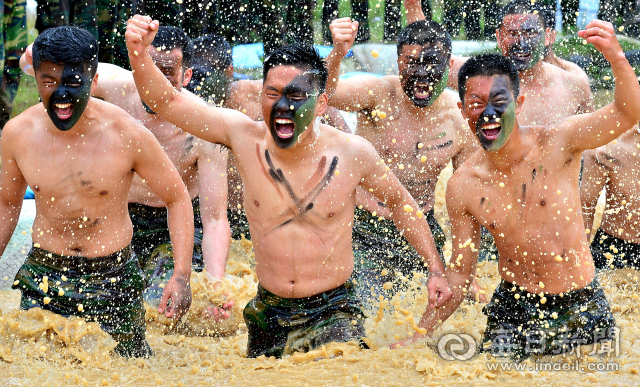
[326,18,480,306]
[442,0,594,126]
[2,26,195,358]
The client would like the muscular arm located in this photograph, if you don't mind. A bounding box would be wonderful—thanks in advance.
[574,74,595,115]
[0,123,27,256]
[358,139,450,307]
[580,149,607,235]
[130,121,194,318]
[197,143,231,280]
[451,113,478,171]
[416,172,481,335]
[565,21,640,152]
[447,56,467,90]
[125,16,254,148]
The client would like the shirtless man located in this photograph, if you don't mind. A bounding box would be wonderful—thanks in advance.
[23,26,233,318]
[438,0,594,126]
[1,26,193,357]
[125,15,451,358]
[582,124,640,270]
[326,18,478,301]
[417,20,640,361]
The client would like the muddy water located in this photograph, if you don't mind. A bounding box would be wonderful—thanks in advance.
[0,165,638,386]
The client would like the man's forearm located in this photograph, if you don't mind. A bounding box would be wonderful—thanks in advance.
[0,202,22,257]
[325,50,343,98]
[610,55,640,123]
[405,0,426,24]
[202,219,231,280]
[418,290,465,334]
[166,198,195,278]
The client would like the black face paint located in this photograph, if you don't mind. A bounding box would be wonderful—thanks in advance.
[45,64,92,131]
[475,76,517,152]
[503,17,545,72]
[400,46,449,108]
[269,73,318,149]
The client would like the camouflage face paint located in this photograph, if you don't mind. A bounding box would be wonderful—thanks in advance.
[269,73,318,149]
[475,76,517,152]
[399,45,450,108]
[39,63,93,131]
[501,14,546,71]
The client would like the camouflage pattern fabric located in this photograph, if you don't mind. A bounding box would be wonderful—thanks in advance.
[128,197,203,302]
[0,0,27,128]
[591,228,640,270]
[481,279,617,362]
[36,0,98,38]
[243,280,367,358]
[12,245,152,358]
[227,208,251,241]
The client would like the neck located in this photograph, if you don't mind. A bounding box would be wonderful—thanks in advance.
[519,60,545,84]
[484,123,530,171]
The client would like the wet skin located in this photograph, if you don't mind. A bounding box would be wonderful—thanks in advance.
[498,14,546,72]
[36,61,93,131]
[471,76,518,152]
[398,44,450,108]
[267,73,318,149]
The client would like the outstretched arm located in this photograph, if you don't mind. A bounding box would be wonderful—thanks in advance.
[125,15,254,148]
[197,143,231,280]
[358,139,450,308]
[131,121,194,319]
[564,20,640,151]
[0,123,27,257]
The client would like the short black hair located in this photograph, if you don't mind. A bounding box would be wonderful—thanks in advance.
[397,20,452,60]
[458,53,520,103]
[500,0,547,30]
[192,34,232,70]
[151,25,193,68]
[540,3,556,31]
[263,45,328,93]
[32,26,98,77]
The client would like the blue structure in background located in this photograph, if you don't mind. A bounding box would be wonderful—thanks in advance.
[577,0,599,30]
[232,43,353,71]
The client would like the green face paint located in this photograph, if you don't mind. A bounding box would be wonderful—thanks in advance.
[269,73,318,149]
[475,76,517,152]
[503,14,546,72]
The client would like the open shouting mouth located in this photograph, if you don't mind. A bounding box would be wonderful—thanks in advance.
[414,82,432,100]
[275,118,295,139]
[481,122,501,141]
[54,103,73,120]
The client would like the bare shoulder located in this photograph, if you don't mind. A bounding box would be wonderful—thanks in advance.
[446,153,480,204]
[547,62,590,95]
[321,123,377,157]
[230,79,262,95]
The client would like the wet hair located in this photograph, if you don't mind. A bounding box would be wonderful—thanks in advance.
[32,26,99,77]
[500,0,547,30]
[540,3,556,31]
[192,34,232,70]
[397,20,452,60]
[263,45,328,93]
[458,53,520,103]
[151,25,193,68]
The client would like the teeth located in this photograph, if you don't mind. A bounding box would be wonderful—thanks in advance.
[483,123,501,130]
[416,82,428,86]
[275,118,293,124]
[55,103,72,108]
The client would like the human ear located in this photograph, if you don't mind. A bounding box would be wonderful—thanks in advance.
[515,94,525,114]
[182,67,192,86]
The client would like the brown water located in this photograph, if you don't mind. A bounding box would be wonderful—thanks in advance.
[0,165,638,386]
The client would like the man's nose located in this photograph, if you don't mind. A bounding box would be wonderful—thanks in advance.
[275,97,289,112]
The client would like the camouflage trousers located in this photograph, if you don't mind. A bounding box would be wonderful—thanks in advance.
[12,245,152,358]
[591,228,640,270]
[481,279,617,362]
[129,197,203,303]
[0,0,27,129]
[243,280,368,358]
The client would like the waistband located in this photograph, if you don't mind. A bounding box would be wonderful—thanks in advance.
[28,245,133,273]
[129,197,200,218]
[496,278,601,311]
[257,281,355,308]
